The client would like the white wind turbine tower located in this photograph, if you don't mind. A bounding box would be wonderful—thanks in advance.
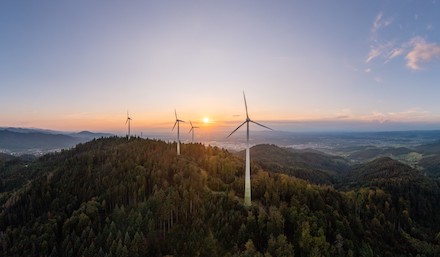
[172,109,185,155]
[227,92,272,207]
[188,121,199,143]
[125,111,132,140]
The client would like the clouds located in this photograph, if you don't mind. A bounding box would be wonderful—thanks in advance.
[366,47,382,63]
[371,12,393,34]
[366,11,440,71]
[366,37,440,70]
[386,48,404,63]
[366,108,430,122]
[334,108,431,123]
[406,37,440,70]
[366,41,394,64]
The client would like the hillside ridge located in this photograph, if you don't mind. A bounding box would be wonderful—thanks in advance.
[1,138,440,256]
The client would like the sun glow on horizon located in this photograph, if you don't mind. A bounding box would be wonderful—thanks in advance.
[203,117,210,124]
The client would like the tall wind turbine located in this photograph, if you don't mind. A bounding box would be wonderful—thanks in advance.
[126,111,132,140]
[227,92,272,207]
[188,121,199,143]
[172,110,185,155]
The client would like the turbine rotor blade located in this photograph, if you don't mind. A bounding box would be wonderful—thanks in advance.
[172,121,178,131]
[190,120,193,127]
[175,109,178,120]
[250,120,273,130]
[243,91,249,119]
[189,127,193,133]
[227,121,247,138]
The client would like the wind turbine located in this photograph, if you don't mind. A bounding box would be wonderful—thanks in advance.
[227,92,272,207]
[125,111,132,140]
[172,109,185,155]
[188,121,199,143]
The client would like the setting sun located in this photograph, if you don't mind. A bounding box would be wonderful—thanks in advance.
[203,117,210,123]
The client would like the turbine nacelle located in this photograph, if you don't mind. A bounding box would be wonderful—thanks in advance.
[227,92,273,138]
[189,120,200,143]
[227,91,273,207]
[126,111,132,124]
[125,111,132,140]
[172,110,185,131]
[173,109,184,155]
[188,121,199,133]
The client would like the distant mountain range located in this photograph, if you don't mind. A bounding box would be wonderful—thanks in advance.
[3,127,440,178]
[0,128,113,155]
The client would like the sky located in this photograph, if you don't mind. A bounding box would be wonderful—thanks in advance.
[1,0,440,135]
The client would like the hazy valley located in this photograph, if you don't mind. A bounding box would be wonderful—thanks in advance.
[3,128,440,179]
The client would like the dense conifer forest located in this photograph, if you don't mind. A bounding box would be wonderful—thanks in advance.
[1,137,440,256]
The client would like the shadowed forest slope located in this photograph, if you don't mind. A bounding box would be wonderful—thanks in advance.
[1,137,440,257]
[239,144,351,184]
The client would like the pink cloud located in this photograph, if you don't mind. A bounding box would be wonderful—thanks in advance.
[385,48,404,63]
[366,41,395,63]
[366,48,381,63]
[371,12,393,34]
[406,37,440,70]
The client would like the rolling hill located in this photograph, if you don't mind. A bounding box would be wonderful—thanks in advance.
[0,153,15,162]
[0,129,113,154]
[415,140,440,154]
[419,155,440,178]
[340,157,433,188]
[1,138,439,256]
[346,146,413,161]
[238,144,351,184]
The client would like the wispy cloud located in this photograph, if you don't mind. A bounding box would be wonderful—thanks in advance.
[330,108,431,123]
[369,112,388,123]
[359,108,431,123]
[405,37,440,70]
[385,48,404,63]
[365,11,440,71]
[371,12,393,34]
[365,12,395,67]
[366,41,394,63]
[366,48,382,63]
[366,36,440,70]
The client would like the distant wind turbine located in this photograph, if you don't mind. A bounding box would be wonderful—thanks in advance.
[126,111,132,140]
[227,92,273,207]
[188,121,199,143]
[172,109,185,155]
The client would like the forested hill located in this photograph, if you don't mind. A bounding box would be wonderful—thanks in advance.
[1,137,440,257]
[342,157,433,188]
[240,144,351,184]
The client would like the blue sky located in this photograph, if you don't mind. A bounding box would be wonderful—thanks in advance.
[1,1,440,133]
